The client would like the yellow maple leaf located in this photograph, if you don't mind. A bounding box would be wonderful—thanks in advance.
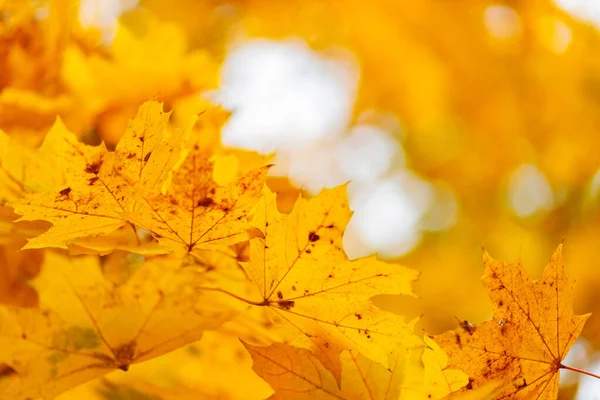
[121,140,269,257]
[245,341,406,400]
[434,244,590,399]
[222,185,419,370]
[0,252,246,400]
[12,101,186,250]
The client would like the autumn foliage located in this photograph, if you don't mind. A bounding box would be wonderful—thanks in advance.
[2,1,600,399]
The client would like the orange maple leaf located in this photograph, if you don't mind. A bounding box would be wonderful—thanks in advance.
[12,101,180,250]
[244,342,405,400]
[122,140,268,256]
[434,244,590,399]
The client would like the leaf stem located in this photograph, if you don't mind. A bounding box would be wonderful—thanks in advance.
[128,222,141,245]
[197,286,266,306]
[560,364,600,380]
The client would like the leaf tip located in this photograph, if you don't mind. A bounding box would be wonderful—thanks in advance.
[481,247,492,261]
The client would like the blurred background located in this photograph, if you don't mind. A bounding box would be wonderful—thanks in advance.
[3,0,600,398]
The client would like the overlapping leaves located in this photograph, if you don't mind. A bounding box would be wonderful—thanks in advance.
[11,101,267,255]
[0,98,593,400]
[0,253,247,400]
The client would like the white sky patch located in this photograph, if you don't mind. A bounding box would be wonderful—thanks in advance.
[270,123,400,195]
[344,174,433,259]
[575,352,600,399]
[484,5,522,40]
[337,124,401,182]
[507,164,554,218]
[272,145,347,195]
[217,38,453,258]
[560,338,590,387]
[78,0,138,41]
[217,39,358,153]
[554,0,600,27]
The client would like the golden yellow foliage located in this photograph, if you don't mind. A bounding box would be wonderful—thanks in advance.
[0,252,248,400]
[435,245,590,399]
[2,1,600,399]
[12,101,173,249]
[237,186,419,369]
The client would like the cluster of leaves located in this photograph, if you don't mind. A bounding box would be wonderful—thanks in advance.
[1,1,599,399]
[0,100,593,400]
[0,101,453,399]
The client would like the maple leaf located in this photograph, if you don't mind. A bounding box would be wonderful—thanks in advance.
[122,140,269,256]
[12,101,185,250]
[0,252,247,400]
[434,244,590,399]
[226,186,419,371]
[245,341,405,400]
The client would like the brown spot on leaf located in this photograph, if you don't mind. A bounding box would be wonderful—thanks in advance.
[458,319,476,335]
[197,197,214,207]
[144,151,152,162]
[85,158,103,174]
[59,187,71,196]
[308,231,320,242]
[455,333,461,346]
[0,364,17,379]
[277,300,295,310]
[88,176,99,185]
[277,291,283,300]
[466,378,474,390]
[355,313,362,320]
